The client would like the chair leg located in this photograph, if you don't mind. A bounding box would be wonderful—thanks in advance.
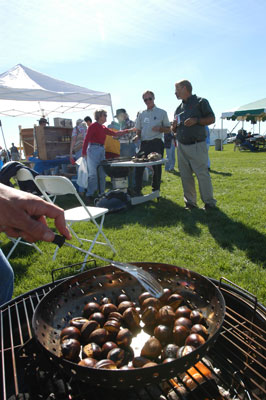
[7,237,22,259]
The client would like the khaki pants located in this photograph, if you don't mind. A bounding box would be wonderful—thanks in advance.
[177,141,216,207]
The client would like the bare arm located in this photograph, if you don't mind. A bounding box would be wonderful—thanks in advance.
[0,184,71,243]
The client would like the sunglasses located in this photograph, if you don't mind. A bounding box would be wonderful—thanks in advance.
[143,97,153,103]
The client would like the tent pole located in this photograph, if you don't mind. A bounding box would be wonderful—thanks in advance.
[109,94,114,120]
[0,120,10,162]
[221,118,223,150]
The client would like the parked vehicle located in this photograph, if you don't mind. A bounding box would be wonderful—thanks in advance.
[227,133,236,143]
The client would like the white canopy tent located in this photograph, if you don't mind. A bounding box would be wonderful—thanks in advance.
[0,64,114,118]
[0,64,114,156]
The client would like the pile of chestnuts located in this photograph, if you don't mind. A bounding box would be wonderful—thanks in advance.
[60,288,209,370]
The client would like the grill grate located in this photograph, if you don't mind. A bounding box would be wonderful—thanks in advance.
[1,277,266,400]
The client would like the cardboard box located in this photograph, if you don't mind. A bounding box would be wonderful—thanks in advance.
[53,118,73,128]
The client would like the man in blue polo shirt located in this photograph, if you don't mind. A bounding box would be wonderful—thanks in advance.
[172,80,217,210]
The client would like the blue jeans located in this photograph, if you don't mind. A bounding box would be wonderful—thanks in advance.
[86,144,106,196]
[0,249,14,306]
[165,141,176,171]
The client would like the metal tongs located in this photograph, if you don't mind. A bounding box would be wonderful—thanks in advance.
[52,234,164,298]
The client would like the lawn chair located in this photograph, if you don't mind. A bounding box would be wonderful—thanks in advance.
[3,167,43,259]
[34,175,116,267]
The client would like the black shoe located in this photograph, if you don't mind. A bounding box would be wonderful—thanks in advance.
[85,196,95,206]
[131,189,143,197]
[184,203,197,210]
[203,203,218,211]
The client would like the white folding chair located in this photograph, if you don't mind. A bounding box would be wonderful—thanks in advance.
[5,168,43,259]
[16,168,56,202]
[34,175,116,267]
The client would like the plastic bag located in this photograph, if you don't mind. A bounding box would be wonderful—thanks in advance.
[77,157,88,188]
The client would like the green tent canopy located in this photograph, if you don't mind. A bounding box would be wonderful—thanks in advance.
[221,98,266,122]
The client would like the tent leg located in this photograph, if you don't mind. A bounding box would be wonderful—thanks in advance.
[0,120,10,161]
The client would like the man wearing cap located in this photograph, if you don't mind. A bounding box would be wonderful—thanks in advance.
[172,80,216,210]
[108,109,136,157]
[133,90,170,196]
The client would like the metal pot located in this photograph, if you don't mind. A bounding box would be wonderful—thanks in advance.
[32,262,225,389]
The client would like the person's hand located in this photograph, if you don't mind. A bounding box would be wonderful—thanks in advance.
[184,117,198,127]
[0,184,71,243]
[70,155,76,165]
[116,129,129,136]
[132,135,140,142]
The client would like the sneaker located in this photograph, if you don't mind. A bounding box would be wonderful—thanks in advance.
[184,203,197,210]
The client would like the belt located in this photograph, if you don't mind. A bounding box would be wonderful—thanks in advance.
[90,143,104,147]
[181,139,205,145]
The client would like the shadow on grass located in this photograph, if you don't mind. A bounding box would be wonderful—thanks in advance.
[209,169,232,177]
[105,198,266,267]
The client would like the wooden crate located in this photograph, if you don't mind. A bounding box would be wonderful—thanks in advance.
[19,127,34,158]
[35,126,72,160]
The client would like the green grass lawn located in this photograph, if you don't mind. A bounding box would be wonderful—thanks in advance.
[1,143,266,305]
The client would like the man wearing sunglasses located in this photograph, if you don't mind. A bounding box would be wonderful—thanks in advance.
[133,91,170,196]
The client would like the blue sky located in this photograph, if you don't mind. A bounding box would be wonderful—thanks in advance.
[1,0,266,147]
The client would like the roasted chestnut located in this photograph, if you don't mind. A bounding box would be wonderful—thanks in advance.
[95,359,117,369]
[89,312,105,327]
[176,345,196,358]
[172,325,190,347]
[162,357,176,364]
[117,293,130,304]
[61,338,80,361]
[120,365,135,370]
[103,319,121,334]
[108,311,123,323]
[190,324,209,340]
[174,317,192,330]
[81,320,100,343]
[83,302,101,318]
[100,303,118,318]
[167,293,183,310]
[70,317,89,330]
[190,310,205,325]
[100,297,112,305]
[175,305,192,319]
[132,356,151,368]
[141,297,161,311]
[161,344,179,360]
[159,288,172,304]
[123,346,134,364]
[141,336,162,360]
[78,357,97,367]
[82,342,102,359]
[154,324,173,345]
[143,361,158,368]
[101,341,118,358]
[88,328,108,345]
[142,306,158,326]
[138,291,152,306]
[60,326,81,342]
[157,306,176,326]
[123,307,141,332]
[116,328,133,348]
[107,347,125,367]
[185,333,205,348]
[117,301,135,314]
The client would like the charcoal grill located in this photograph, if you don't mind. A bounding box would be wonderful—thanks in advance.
[1,262,266,400]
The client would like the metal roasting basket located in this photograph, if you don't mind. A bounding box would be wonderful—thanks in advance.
[32,262,225,389]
